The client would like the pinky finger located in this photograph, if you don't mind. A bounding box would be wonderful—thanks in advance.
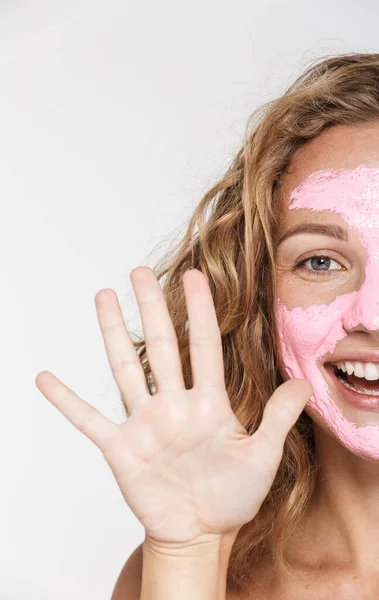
[35,371,119,453]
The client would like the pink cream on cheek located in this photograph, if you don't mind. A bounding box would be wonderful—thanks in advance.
[276,165,379,459]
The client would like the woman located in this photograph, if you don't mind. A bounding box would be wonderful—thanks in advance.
[36,52,379,599]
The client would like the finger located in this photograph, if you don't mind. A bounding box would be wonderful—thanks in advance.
[129,267,186,392]
[95,287,151,412]
[183,269,225,390]
[35,371,118,453]
[254,378,313,452]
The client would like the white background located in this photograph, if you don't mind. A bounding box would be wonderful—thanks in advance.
[2,0,378,597]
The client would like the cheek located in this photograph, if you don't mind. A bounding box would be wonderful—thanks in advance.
[275,296,379,460]
[275,298,345,373]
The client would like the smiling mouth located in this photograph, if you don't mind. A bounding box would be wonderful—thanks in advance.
[322,362,379,411]
[324,363,379,395]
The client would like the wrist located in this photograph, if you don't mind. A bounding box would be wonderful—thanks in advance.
[143,528,239,557]
[140,530,240,600]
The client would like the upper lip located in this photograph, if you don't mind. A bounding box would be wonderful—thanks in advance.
[324,351,379,365]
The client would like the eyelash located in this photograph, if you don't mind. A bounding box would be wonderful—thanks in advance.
[295,254,344,277]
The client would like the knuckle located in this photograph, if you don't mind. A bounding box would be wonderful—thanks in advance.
[145,334,177,348]
[190,337,222,347]
[75,408,95,434]
[113,358,140,374]
[55,389,71,411]
[102,321,124,334]
[137,294,160,306]
[256,431,284,465]
[256,428,275,448]
[275,401,294,421]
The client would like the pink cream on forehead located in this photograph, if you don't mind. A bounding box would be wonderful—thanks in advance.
[275,165,379,459]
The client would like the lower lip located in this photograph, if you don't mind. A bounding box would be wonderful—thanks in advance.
[324,364,379,411]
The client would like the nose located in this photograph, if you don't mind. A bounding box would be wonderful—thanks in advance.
[342,257,379,332]
[344,323,379,346]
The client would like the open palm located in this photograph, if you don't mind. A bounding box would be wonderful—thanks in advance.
[35,267,313,547]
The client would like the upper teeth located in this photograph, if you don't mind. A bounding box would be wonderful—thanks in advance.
[332,361,379,381]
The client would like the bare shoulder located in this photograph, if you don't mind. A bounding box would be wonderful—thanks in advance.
[111,543,144,600]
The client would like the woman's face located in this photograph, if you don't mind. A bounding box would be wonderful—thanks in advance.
[275,120,379,461]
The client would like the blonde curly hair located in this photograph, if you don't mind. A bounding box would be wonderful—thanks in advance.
[125,52,379,596]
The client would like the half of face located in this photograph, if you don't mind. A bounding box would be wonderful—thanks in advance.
[275,164,379,460]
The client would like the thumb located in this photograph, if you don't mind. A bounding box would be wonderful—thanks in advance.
[254,378,313,451]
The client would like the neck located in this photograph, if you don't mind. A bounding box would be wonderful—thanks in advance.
[286,423,379,575]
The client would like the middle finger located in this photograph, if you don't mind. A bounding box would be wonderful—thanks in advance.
[130,266,186,393]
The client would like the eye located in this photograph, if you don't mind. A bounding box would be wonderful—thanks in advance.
[295,254,344,277]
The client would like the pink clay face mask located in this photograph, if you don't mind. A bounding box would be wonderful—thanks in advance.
[276,165,379,460]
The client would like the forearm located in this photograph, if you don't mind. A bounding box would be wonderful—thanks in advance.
[140,533,236,600]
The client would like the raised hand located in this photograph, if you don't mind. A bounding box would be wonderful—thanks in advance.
[35,267,313,548]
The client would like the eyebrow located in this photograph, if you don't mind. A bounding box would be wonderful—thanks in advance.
[277,223,349,247]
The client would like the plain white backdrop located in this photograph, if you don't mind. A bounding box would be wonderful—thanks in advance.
[2,0,379,597]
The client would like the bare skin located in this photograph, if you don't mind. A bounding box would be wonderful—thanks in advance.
[270,119,379,597]
[36,120,379,599]
[35,256,313,596]
[111,121,379,600]
[112,122,379,600]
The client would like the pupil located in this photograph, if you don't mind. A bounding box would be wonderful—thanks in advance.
[312,256,330,270]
